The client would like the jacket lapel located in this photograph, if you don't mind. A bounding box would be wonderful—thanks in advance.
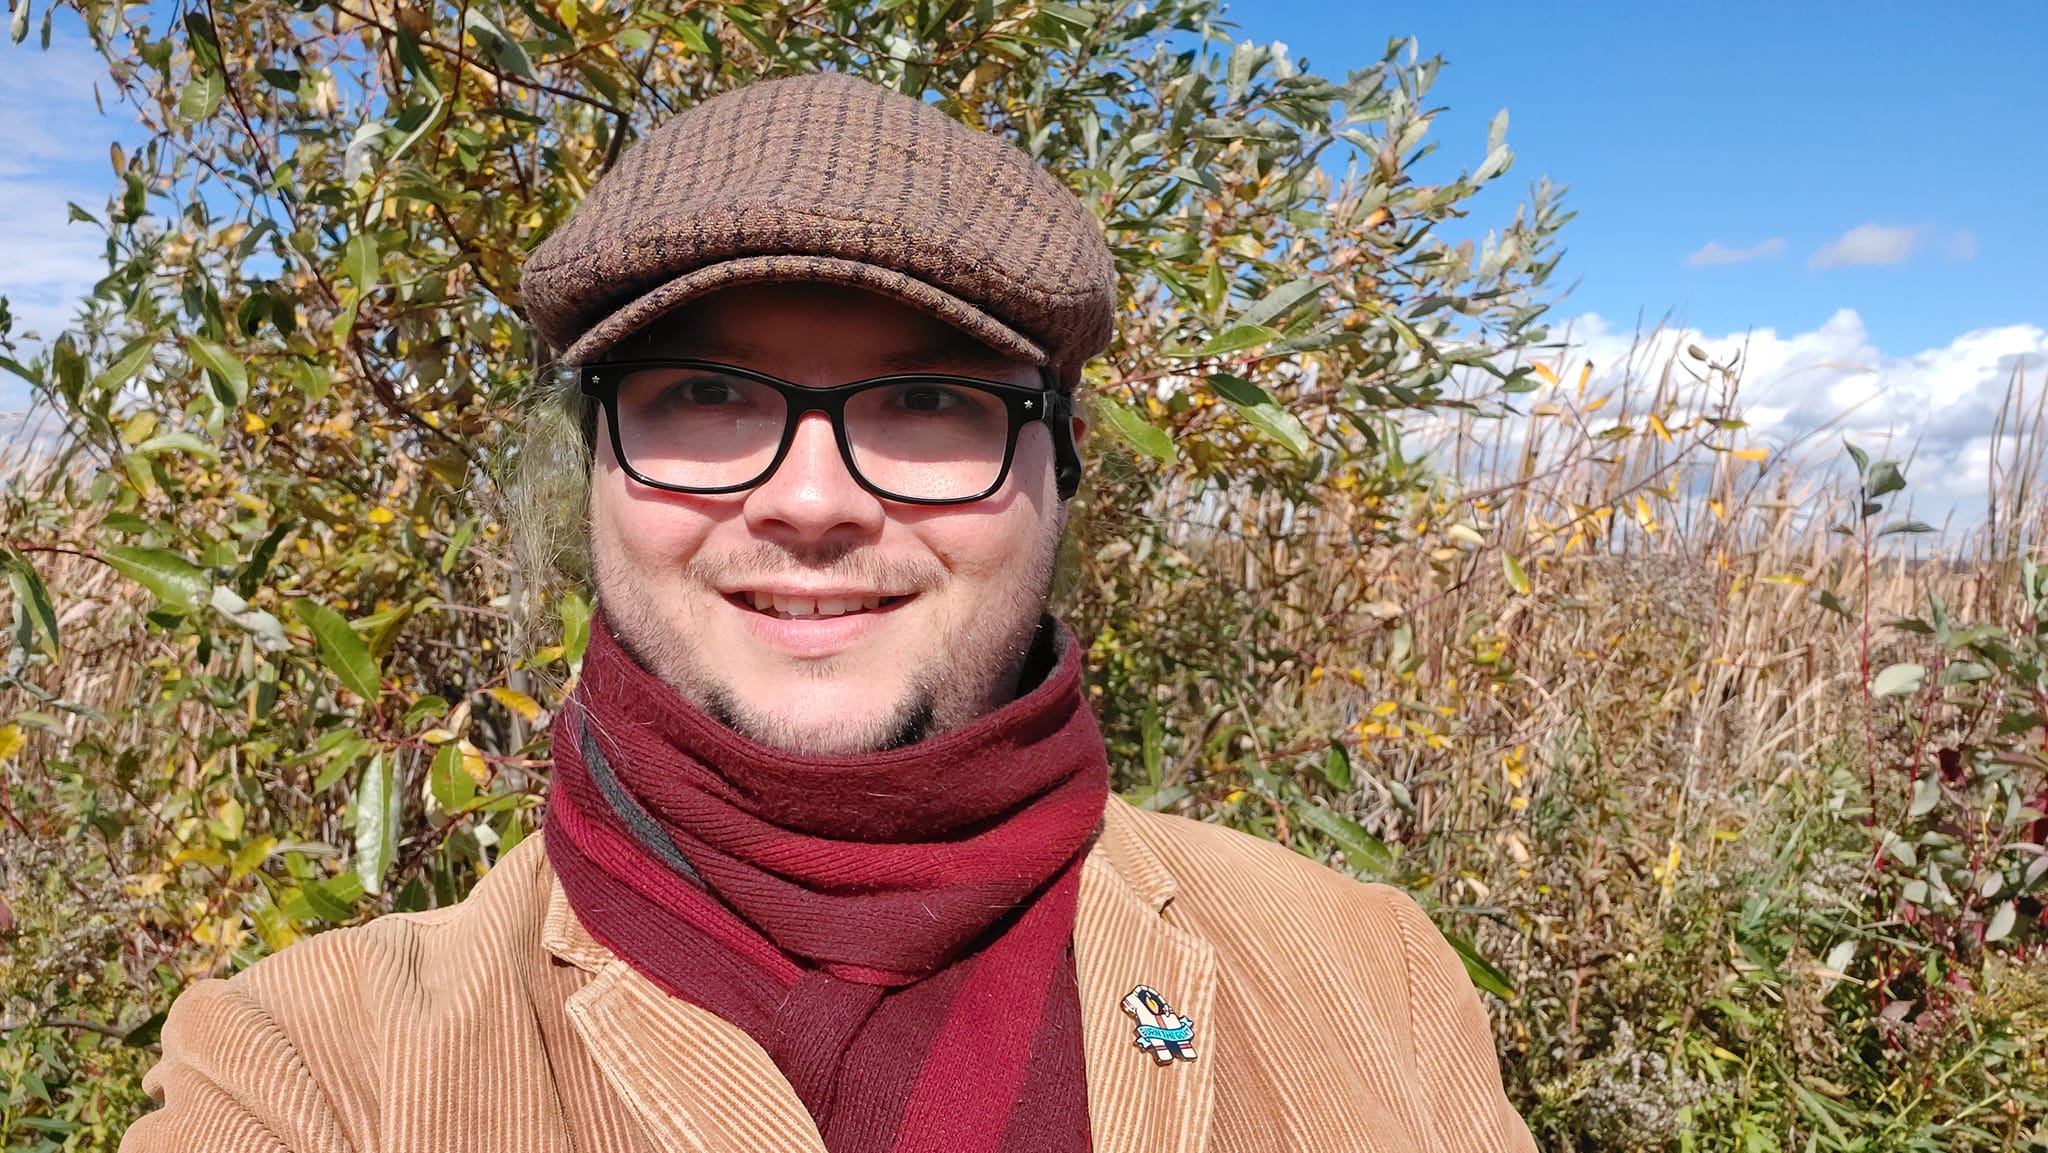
[542,878,828,1153]
[1076,803,1219,1153]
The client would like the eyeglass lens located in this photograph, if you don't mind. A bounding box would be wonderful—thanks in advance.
[611,365,1015,500]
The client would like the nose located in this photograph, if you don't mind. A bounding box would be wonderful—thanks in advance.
[742,410,887,545]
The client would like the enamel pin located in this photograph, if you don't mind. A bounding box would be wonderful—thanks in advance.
[1121,984,1198,1063]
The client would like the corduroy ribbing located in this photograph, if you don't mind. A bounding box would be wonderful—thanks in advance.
[123,801,1536,1153]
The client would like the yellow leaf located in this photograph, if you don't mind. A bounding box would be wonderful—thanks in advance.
[1648,413,1672,443]
[0,723,21,764]
[459,738,491,786]
[367,506,396,524]
[1446,523,1486,547]
[1709,499,1726,522]
[1634,495,1658,534]
[1761,573,1808,586]
[1732,446,1769,462]
[485,686,544,723]
[1532,362,1559,387]
[1583,395,1608,413]
[243,411,268,433]
[1575,361,1593,396]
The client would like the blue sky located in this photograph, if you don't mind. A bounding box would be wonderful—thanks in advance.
[3,3,2045,512]
[1237,0,2046,355]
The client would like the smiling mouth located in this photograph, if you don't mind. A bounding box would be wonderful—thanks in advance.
[725,591,912,621]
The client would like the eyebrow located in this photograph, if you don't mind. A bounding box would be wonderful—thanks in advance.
[673,332,1023,376]
[873,329,1024,374]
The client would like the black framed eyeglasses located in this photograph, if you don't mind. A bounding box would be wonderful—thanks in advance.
[579,359,1081,505]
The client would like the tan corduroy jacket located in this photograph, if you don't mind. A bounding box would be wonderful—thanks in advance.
[123,799,1533,1153]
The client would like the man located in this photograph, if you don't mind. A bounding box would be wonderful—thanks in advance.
[124,73,1532,1153]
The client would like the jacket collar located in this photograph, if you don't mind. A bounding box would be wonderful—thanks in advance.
[540,798,1217,1153]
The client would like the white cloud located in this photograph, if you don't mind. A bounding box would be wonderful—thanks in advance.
[1685,237,1786,267]
[1542,309,2048,519]
[1809,224,1919,269]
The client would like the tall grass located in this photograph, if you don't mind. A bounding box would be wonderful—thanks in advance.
[1075,336,2048,1147]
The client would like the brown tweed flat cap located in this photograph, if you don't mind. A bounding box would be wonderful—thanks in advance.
[521,72,1117,386]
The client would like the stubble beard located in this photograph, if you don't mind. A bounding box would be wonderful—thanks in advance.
[589,514,1064,756]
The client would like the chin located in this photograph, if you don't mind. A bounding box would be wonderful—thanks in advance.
[709,670,935,755]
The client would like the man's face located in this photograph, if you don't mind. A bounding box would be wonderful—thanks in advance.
[587,283,1079,755]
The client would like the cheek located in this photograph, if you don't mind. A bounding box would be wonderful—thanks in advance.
[590,457,721,580]
[904,433,1061,583]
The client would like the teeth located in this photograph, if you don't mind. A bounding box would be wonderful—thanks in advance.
[740,592,894,619]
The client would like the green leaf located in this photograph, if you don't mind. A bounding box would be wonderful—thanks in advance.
[352,752,398,895]
[95,335,157,391]
[1172,324,1283,359]
[177,66,225,121]
[133,431,220,461]
[103,545,209,610]
[290,597,384,701]
[313,736,372,793]
[463,9,539,82]
[1443,929,1515,1000]
[1501,552,1531,596]
[209,586,289,652]
[1206,374,1312,458]
[186,336,248,405]
[344,233,379,295]
[1865,460,1906,500]
[1293,803,1394,878]
[1985,900,2017,943]
[1234,278,1322,333]
[1091,395,1175,462]
[121,1010,168,1049]
[6,560,58,657]
[1938,661,1992,685]
[1321,741,1352,790]
[1872,662,1926,698]
[560,590,592,665]
[429,742,475,812]
[9,0,29,44]
[1908,774,1941,819]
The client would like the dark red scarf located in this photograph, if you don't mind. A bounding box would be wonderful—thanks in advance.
[545,613,1105,1153]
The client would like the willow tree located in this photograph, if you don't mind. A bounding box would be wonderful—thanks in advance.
[0,0,1564,1140]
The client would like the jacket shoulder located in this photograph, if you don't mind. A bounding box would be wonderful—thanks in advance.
[235,833,557,1016]
[126,838,561,1152]
[1102,800,1534,1152]
[1104,798,1414,933]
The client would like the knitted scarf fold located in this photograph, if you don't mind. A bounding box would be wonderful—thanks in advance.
[545,613,1104,1153]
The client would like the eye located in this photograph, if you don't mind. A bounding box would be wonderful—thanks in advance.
[684,379,738,405]
[895,384,961,414]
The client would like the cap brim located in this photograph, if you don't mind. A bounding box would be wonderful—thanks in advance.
[557,253,1051,368]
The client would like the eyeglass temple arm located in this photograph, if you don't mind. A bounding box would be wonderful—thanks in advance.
[1049,391,1082,501]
